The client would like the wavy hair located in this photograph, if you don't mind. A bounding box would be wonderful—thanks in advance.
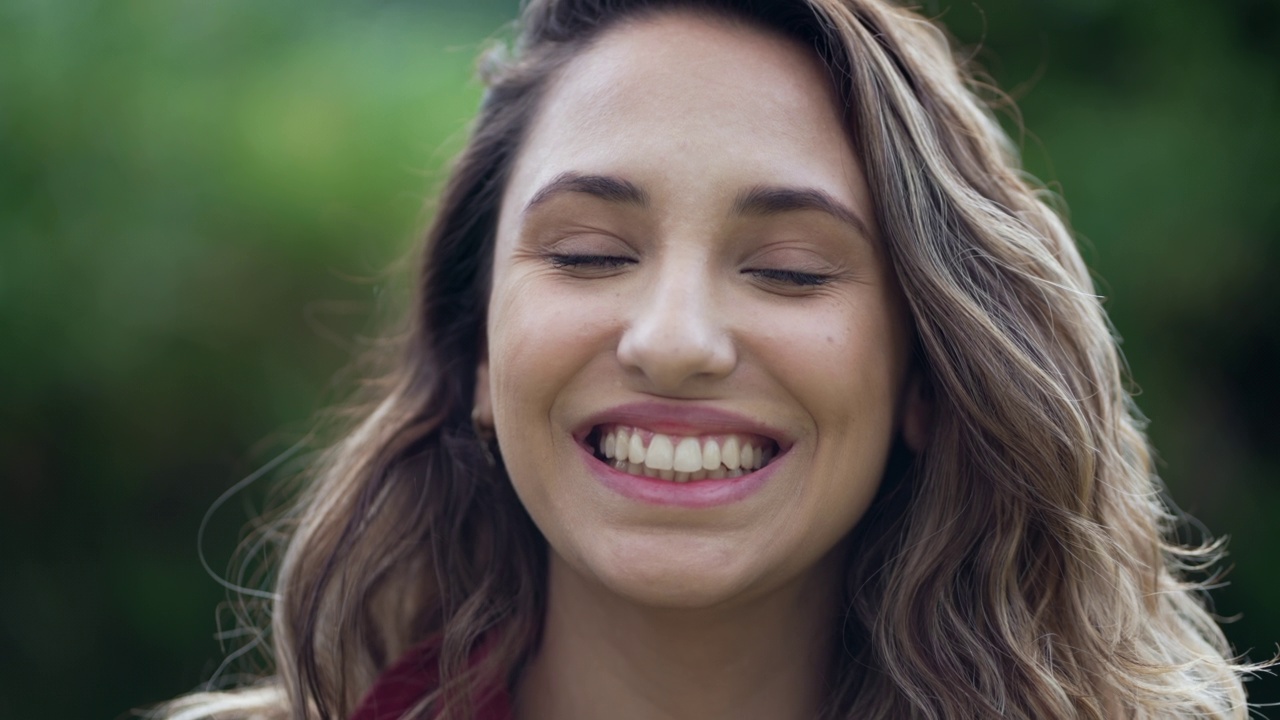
[154,0,1254,717]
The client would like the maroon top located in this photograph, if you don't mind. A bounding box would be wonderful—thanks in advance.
[349,636,512,720]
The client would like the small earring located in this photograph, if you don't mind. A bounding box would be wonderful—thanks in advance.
[471,407,498,468]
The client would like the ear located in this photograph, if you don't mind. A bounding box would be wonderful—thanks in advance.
[899,371,932,453]
[473,358,494,430]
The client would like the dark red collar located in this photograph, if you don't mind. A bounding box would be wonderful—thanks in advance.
[349,636,512,720]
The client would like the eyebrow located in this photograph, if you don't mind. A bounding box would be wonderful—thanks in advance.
[524,172,650,213]
[522,172,872,239]
[732,184,873,238]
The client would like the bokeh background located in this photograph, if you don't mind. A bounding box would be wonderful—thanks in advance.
[2,0,1276,718]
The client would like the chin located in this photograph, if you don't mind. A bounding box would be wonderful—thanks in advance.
[580,531,764,609]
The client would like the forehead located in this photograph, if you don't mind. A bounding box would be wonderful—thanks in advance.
[500,11,866,218]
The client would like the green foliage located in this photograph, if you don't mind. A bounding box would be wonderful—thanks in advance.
[0,1,1274,717]
[0,2,504,717]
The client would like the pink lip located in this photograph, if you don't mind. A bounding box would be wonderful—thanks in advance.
[575,401,791,508]
[580,443,783,508]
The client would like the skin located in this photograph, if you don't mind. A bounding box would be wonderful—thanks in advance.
[474,12,928,720]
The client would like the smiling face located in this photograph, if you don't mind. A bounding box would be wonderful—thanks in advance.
[476,12,925,609]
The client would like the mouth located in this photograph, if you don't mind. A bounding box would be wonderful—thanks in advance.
[584,424,781,483]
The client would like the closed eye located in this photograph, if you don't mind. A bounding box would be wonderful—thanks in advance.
[746,268,833,287]
[543,253,636,270]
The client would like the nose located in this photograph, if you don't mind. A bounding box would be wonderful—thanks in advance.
[616,259,737,391]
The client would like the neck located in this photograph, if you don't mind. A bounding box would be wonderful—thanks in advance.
[515,553,842,720]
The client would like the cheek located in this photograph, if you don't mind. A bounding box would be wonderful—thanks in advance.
[753,294,907,506]
[755,295,906,409]
[485,274,616,432]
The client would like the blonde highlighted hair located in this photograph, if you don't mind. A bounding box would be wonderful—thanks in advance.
[153,0,1255,717]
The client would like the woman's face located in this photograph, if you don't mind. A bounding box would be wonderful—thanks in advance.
[478,12,926,608]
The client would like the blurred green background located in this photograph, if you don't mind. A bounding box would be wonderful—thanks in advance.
[1,1,1275,718]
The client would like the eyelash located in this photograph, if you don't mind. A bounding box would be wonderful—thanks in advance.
[749,268,832,287]
[544,253,635,270]
[544,253,832,287]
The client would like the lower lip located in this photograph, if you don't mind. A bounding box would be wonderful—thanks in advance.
[581,444,781,508]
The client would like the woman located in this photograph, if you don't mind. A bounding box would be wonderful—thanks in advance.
[158,0,1253,717]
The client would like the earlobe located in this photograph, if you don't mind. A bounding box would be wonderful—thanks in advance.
[473,360,494,430]
[900,372,932,453]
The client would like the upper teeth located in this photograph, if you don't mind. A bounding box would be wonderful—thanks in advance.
[597,425,775,482]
